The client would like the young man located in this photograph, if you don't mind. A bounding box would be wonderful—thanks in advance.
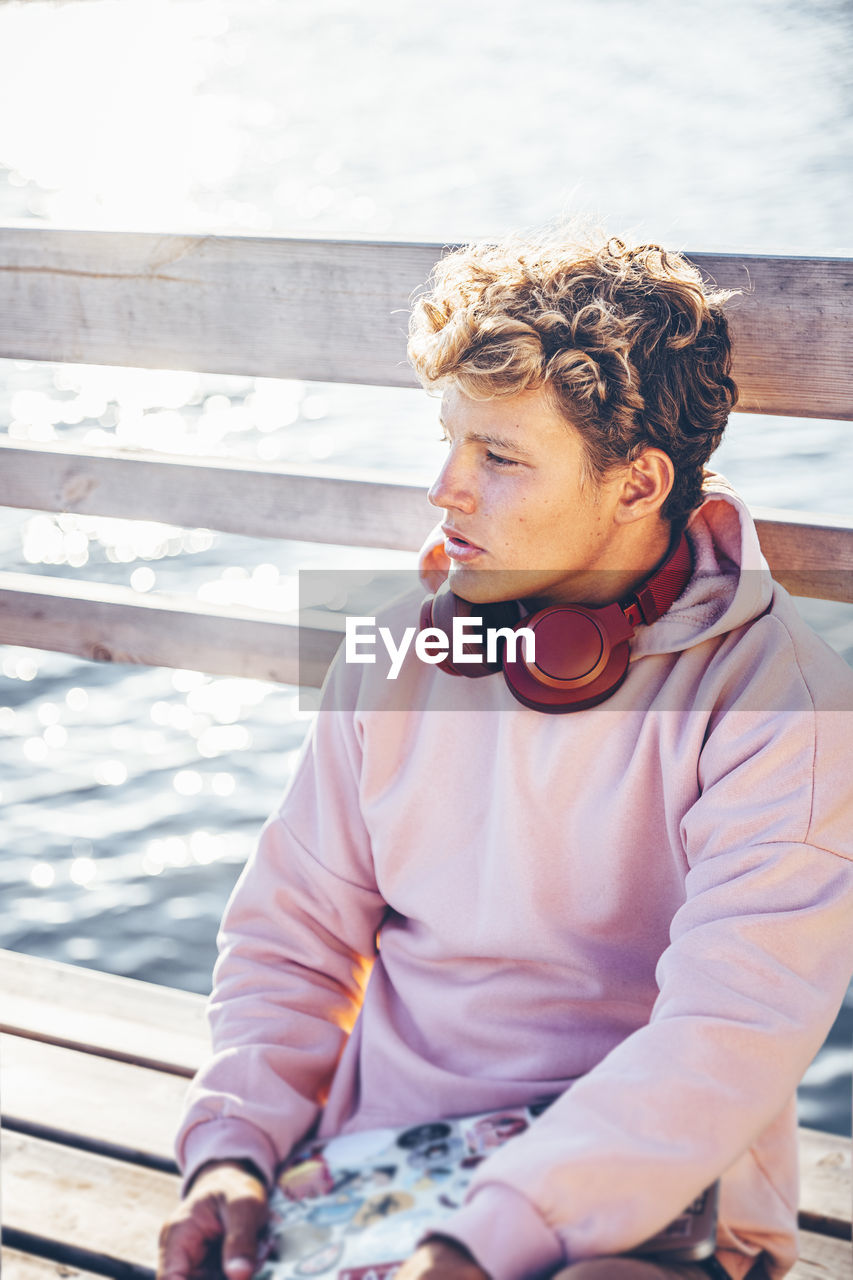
[158,232,853,1280]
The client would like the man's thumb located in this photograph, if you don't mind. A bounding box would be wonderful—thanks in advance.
[222,1260,256,1280]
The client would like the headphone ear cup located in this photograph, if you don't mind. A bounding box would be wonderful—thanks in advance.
[503,639,631,712]
[419,593,436,632]
[502,602,634,713]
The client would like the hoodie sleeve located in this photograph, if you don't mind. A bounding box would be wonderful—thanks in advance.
[175,655,387,1191]
[439,617,853,1278]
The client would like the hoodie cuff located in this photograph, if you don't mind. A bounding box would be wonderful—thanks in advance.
[426,1183,565,1280]
[178,1117,279,1196]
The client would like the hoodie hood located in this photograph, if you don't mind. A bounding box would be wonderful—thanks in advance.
[632,473,774,658]
[418,473,775,661]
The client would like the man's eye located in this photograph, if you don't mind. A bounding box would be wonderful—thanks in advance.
[486,450,517,468]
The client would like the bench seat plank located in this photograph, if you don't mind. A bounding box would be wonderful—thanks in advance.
[0,949,208,1076]
[2,1130,178,1272]
[790,1231,853,1278]
[0,1250,105,1280]
[1,1033,185,1167]
[797,1127,853,1240]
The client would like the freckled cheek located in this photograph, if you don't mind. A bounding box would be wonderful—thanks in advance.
[508,497,528,523]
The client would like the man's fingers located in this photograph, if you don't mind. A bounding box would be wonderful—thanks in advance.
[220,1188,269,1278]
[158,1213,212,1280]
[157,1163,268,1280]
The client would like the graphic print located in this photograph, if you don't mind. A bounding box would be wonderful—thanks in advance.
[255,1101,553,1280]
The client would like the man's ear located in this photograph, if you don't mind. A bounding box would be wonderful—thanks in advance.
[615,448,674,523]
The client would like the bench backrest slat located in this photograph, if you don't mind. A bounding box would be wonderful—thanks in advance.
[0,440,850,597]
[0,570,341,686]
[1,229,851,419]
[0,440,436,551]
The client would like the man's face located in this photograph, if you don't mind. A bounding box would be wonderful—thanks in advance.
[428,385,629,609]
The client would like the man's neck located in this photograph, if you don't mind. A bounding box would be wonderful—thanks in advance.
[522,517,674,613]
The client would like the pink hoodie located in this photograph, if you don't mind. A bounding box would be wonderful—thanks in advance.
[177,480,853,1280]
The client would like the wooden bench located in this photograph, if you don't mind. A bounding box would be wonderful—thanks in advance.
[1,948,850,1279]
[0,228,851,1277]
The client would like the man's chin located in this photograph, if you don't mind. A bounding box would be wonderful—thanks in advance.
[447,565,519,604]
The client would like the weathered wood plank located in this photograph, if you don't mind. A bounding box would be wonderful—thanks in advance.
[791,1231,853,1278]
[0,228,850,419]
[798,1127,853,1242]
[2,1131,178,1274]
[1,538,851,690]
[0,1249,105,1280]
[0,440,436,551]
[0,949,207,1076]
[1,442,852,602]
[0,228,429,388]
[1,1033,185,1167]
[753,507,853,603]
[690,250,853,421]
[0,571,342,686]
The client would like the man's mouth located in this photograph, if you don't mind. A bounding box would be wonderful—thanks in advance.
[442,527,485,560]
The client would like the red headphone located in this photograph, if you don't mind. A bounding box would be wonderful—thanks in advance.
[419,532,693,713]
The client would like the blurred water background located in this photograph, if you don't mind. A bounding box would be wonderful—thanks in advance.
[0,0,851,1133]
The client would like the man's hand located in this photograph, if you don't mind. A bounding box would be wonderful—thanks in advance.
[394,1237,489,1280]
[158,1159,268,1280]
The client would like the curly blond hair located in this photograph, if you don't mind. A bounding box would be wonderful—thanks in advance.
[407,229,739,529]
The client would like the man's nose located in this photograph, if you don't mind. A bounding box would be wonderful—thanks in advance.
[428,451,475,512]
